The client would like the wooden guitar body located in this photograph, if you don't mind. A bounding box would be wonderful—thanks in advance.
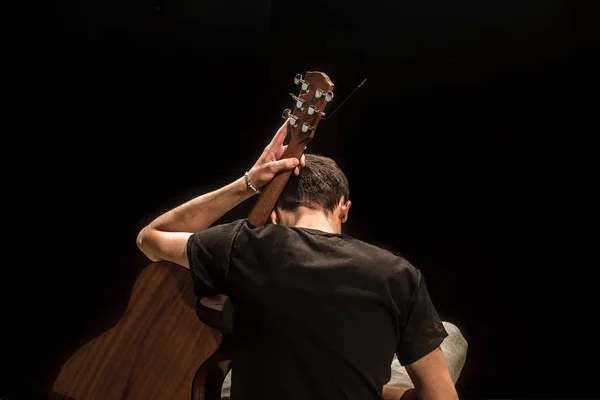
[51,261,222,400]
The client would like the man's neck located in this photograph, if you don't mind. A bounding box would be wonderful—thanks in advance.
[281,207,339,234]
[293,218,335,234]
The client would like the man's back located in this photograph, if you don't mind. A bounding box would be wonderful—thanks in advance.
[187,219,449,400]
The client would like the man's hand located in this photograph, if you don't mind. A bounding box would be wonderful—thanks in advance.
[246,119,306,191]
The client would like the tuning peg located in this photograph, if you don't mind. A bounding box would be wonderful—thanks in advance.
[282,108,299,126]
[302,123,315,133]
[315,88,334,102]
[308,105,326,116]
[294,73,310,91]
[289,92,305,110]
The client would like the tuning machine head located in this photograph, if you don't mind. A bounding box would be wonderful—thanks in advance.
[282,108,299,126]
[308,105,325,116]
[314,88,333,101]
[302,123,315,133]
[294,73,310,92]
[289,92,305,110]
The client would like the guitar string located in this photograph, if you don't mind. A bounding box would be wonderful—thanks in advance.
[321,78,367,120]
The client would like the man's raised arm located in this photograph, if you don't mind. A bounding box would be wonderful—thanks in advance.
[136,119,304,268]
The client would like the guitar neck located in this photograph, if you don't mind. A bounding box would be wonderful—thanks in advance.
[247,71,334,227]
[247,139,309,227]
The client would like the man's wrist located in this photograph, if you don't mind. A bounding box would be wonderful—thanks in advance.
[236,176,258,198]
[244,171,259,193]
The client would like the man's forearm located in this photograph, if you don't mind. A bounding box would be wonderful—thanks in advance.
[145,177,256,233]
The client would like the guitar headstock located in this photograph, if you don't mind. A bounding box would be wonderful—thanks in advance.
[283,71,334,146]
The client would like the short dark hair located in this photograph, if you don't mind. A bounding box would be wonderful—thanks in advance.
[277,154,350,214]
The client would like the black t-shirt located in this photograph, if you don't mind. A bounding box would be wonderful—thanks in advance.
[187,219,448,400]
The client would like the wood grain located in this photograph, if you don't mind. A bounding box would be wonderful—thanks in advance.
[51,262,221,400]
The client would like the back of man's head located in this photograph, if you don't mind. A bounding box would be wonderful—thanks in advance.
[277,154,350,214]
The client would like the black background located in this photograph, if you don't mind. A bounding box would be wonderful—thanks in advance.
[3,0,599,399]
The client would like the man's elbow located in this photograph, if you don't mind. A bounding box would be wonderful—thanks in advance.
[136,227,147,251]
[136,227,160,262]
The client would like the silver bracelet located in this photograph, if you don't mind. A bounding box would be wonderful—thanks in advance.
[244,171,258,192]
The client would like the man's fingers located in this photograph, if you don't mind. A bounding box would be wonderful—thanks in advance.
[270,157,299,173]
[294,154,306,176]
[270,119,290,148]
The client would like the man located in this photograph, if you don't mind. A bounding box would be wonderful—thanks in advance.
[137,120,461,400]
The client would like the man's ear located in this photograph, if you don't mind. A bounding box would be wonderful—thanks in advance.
[340,200,352,223]
[270,210,279,225]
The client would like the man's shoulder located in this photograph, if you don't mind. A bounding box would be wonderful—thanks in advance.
[211,218,249,232]
[346,235,414,263]
[328,234,419,280]
[190,219,248,243]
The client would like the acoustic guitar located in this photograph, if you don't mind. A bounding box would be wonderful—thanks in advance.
[50,71,334,400]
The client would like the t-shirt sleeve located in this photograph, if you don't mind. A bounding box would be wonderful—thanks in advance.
[186,219,246,297]
[396,270,449,366]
